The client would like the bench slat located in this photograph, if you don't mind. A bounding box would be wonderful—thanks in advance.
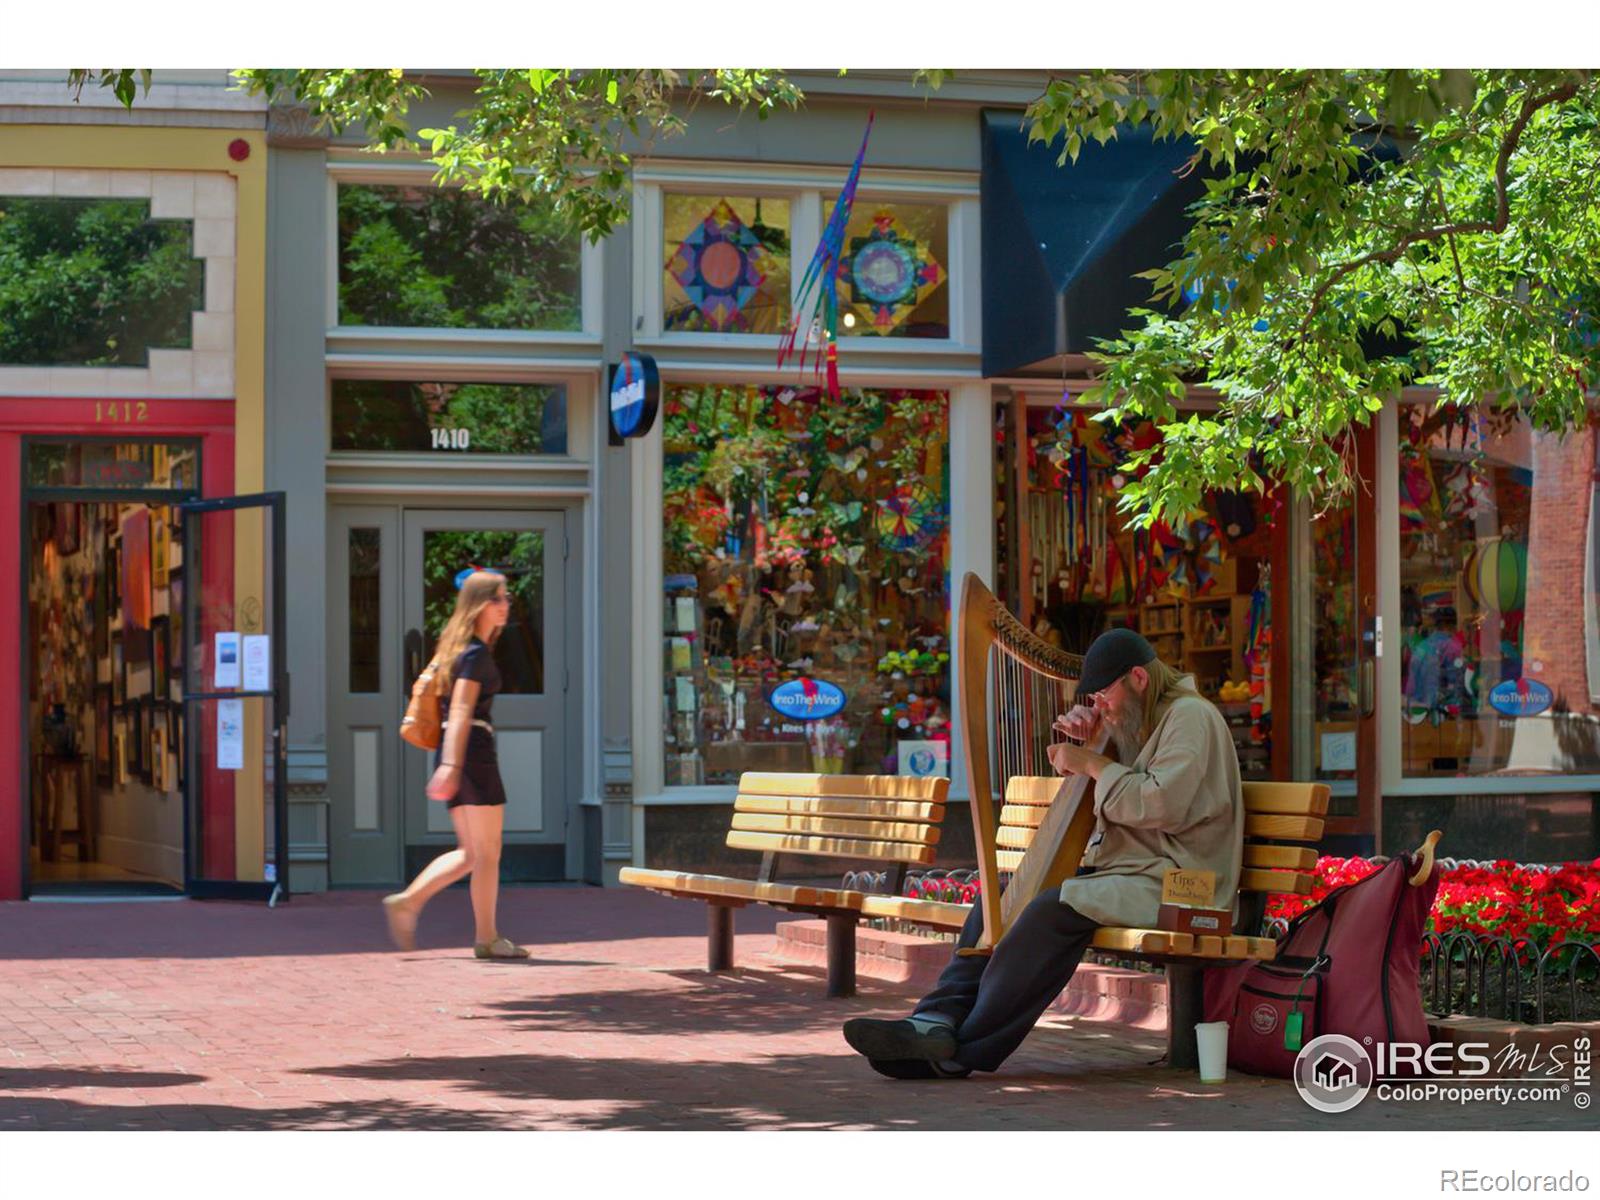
[1242,781,1331,816]
[730,812,940,846]
[1244,844,1318,871]
[1245,814,1324,840]
[733,794,946,823]
[996,826,1036,850]
[860,894,970,929]
[997,849,1026,872]
[999,804,1046,829]
[1004,776,1066,806]
[726,830,938,866]
[738,773,949,801]
[860,895,1285,962]
[1239,868,1314,896]
[616,868,865,911]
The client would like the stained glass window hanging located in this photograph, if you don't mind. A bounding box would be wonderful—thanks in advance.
[663,195,790,334]
[837,202,949,339]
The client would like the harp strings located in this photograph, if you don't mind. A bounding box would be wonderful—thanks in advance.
[988,635,1079,799]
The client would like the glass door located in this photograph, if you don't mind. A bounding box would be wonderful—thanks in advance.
[400,510,568,865]
[179,492,289,901]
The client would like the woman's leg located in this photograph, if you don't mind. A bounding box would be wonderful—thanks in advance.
[460,803,505,945]
[392,811,476,911]
[381,808,477,949]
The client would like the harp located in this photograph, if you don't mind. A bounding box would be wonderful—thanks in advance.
[957,572,1110,953]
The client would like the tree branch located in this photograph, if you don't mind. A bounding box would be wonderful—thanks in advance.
[1298,81,1578,334]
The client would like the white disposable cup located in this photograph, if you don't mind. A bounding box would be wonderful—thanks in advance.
[1195,1021,1229,1083]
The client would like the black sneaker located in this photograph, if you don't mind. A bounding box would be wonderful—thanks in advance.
[842,1017,957,1063]
[867,1058,972,1081]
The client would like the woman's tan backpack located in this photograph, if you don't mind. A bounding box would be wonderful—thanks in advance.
[400,658,445,750]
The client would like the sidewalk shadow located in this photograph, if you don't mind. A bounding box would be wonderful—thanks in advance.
[483,969,912,1038]
[0,889,786,960]
[0,1095,528,1131]
[0,1067,206,1090]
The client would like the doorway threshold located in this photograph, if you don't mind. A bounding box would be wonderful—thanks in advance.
[29,882,186,902]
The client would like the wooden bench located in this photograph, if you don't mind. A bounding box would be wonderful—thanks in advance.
[856,778,1330,1068]
[619,772,949,997]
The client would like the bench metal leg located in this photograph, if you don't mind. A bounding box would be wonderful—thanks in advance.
[708,903,735,971]
[1165,962,1204,1069]
[825,913,857,998]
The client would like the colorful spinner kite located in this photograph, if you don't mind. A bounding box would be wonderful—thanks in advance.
[777,115,874,398]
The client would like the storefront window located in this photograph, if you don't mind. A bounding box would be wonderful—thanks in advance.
[1006,405,1277,778]
[1311,499,1358,790]
[336,184,581,330]
[837,202,949,339]
[661,384,950,785]
[0,197,202,367]
[1397,404,1600,776]
[330,379,567,455]
[422,529,544,695]
[663,194,790,334]
[26,440,197,490]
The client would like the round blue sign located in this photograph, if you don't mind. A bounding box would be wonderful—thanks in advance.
[768,677,848,722]
[609,351,660,439]
[1489,678,1553,718]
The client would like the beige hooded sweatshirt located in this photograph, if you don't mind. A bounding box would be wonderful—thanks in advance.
[1057,691,1244,928]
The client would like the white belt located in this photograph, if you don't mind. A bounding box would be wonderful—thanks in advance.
[444,719,494,734]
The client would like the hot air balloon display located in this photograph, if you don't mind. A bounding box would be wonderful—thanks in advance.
[1461,537,1527,614]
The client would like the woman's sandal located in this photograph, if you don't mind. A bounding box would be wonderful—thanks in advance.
[474,936,531,960]
[382,894,418,951]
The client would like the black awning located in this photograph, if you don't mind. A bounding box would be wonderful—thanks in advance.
[981,110,1204,378]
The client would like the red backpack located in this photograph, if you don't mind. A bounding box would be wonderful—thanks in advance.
[1203,848,1441,1078]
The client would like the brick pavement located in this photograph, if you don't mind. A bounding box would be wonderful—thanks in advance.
[0,887,1587,1130]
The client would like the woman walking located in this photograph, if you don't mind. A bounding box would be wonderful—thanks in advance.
[382,570,530,959]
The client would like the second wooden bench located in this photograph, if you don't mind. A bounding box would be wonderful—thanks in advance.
[620,771,949,997]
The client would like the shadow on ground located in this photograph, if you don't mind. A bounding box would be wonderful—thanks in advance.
[0,888,785,960]
[0,1068,206,1090]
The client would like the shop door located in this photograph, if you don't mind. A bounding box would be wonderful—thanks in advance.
[327,506,403,884]
[1304,425,1379,851]
[327,507,569,885]
[400,510,568,862]
[179,492,290,900]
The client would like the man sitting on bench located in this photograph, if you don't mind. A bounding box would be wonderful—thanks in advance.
[842,628,1244,1078]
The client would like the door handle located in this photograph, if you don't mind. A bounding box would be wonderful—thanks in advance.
[1359,659,1375,718]
[404,628,423,691]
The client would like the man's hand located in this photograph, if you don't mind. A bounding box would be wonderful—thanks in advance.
[1053,704,1100,743]
[1047,739,1111,780]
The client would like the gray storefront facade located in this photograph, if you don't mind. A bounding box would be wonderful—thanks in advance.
[264,72,1054,891]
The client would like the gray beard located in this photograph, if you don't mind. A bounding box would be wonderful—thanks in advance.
[1103,706,1144,763]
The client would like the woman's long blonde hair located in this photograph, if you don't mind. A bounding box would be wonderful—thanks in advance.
[431,570,507,691]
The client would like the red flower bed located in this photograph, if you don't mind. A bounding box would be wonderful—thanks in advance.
[1266,857,1600,948]
[905,859,1600,950]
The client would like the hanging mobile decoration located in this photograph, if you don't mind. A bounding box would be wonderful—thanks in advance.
[778,114,875,400]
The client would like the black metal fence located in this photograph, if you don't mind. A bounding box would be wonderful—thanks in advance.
[1421,932,1600,1025]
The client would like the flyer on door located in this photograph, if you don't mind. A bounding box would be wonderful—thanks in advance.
[217,699,245,771]
[243,635,271,692]
[214,632,242,689]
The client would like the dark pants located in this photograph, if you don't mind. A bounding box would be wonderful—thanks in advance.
[912,891,1100,1072]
